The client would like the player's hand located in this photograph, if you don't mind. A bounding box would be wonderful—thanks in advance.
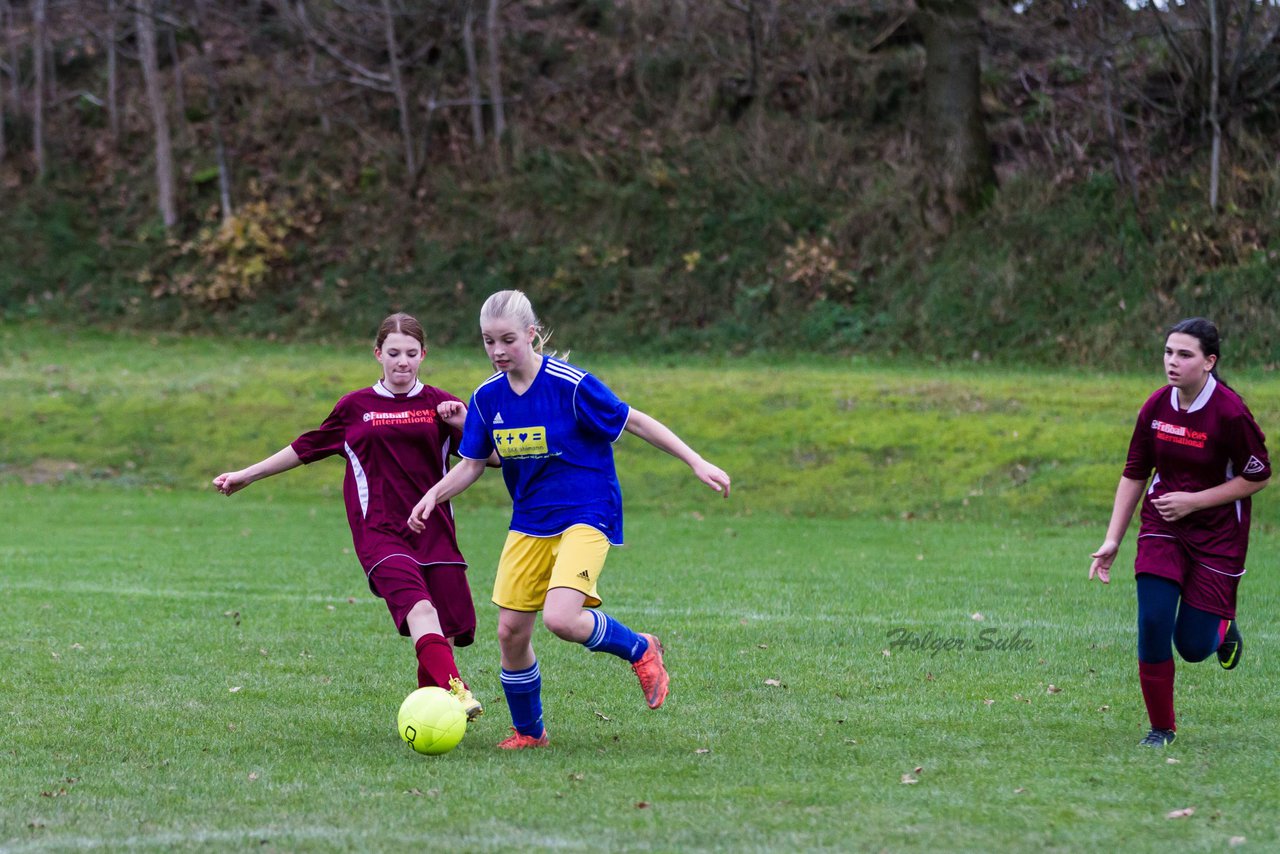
[213,471,250,496]
[1089,541,1118,584]
[692,459,731,498]
[407,492,437,533]
[1151,491,1198,522]
[437,400,467,428]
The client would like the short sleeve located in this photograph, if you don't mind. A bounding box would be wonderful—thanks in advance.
[574,373,631,441]
[290,402,347,463]
[1121,402,1155,481]
[458,393,494,460]
[1230,407,1271,482]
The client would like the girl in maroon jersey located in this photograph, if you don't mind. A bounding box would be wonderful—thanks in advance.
[213,313,484,720]
[1089,317,1270,747]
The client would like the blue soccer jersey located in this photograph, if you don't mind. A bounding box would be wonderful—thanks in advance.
[459,357,631,544]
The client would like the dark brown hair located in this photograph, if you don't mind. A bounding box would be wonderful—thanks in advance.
[375,312,426,350]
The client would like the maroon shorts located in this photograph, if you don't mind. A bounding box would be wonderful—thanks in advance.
[1134,533,1243,619]
[367,557,476,646]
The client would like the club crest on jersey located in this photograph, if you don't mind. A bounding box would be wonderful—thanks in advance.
[1244,455,1267,475]
[494,426,548,457]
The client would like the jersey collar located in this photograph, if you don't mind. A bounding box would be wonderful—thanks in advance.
[1170,374,1217,414]
[373,379,424,398]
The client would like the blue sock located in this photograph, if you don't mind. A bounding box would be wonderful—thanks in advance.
[501,662,544,737]
[584,610,649,663]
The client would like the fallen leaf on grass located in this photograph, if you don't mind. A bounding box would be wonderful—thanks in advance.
[900,774,918,785]
[882,649,892,657]
[247,772,259,782]
[1097,705,1110,712]
[229,686,242,693]
[1165,807,1194,819]
[70,643,83,650]
[971,612,985,621]
[594,711,611,721]
[1229,837,1246,847]
[763,679,785,688]
[757,644,769,649]
[694,748,711,755]
[636,802,650,809]
[1166,758,1180,765]
[1013,787,1026,794]
[983,699,995,706]
[1046,685,1061,694]
[568,773,585,782]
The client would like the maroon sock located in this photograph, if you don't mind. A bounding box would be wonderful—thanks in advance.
[1138,658,1176,731]
[414,633,461,689]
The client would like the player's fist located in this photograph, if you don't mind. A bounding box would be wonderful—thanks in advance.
[407,492,437,533]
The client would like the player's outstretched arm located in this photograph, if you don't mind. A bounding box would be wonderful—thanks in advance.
[623,408,731,498]
[1089,476,1146,584]
[407,456,489,532]
[213,446,303,496]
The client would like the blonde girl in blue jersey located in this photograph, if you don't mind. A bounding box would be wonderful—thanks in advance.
[408,290,731,749]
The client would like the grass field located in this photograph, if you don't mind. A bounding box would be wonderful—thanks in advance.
[3,325,1280,851]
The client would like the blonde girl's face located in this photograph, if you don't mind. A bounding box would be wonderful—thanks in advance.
[481,317,537,374]
[375,332,425,393]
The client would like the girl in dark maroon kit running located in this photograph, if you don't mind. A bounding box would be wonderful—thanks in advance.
[1089,318,1270,748]
[213,313,483,720]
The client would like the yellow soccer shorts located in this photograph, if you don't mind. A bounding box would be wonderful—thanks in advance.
[492,525,611,612]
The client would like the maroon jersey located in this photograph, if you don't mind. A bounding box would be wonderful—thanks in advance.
[1123,376,1271,570]
[291,380,467,573]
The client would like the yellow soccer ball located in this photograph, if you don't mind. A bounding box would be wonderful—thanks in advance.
[397,687,466,755]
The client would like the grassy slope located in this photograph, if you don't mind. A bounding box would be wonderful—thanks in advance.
[8,322,1280,526]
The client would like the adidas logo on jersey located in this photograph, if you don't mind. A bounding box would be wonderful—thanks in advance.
[493,412,504,425]
[576,569,591,580]
[1244,455,1266,475]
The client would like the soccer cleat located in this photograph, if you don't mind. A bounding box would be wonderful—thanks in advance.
[447,677,484,722]
[630,633,669,710]
[1217,620,1243,670]
[496,727,549,750]
[1139,728,1177,748]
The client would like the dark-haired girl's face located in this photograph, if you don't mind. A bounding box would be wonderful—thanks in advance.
[1164,332,1215,401]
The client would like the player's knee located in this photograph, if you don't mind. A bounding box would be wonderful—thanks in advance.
[541,610,577,640]
[1173,634,1214,663]
[407,599,438,620]
[497,619,531,649]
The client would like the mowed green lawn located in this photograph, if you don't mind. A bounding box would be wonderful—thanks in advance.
[2,325,1280,851]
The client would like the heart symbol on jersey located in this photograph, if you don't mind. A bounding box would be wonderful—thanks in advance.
[519,432,528,442]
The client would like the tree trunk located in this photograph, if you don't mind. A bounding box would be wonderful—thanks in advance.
[194,0,233,222]
[462,0,484,147]
[168,26,189,141]
[1207,0,1222,211]
[486,0,506,147]
[33,0,46,180]
[380,0,416,179]
[106,0,120,144]
[136,0,178,228]
[916,0,995,230]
